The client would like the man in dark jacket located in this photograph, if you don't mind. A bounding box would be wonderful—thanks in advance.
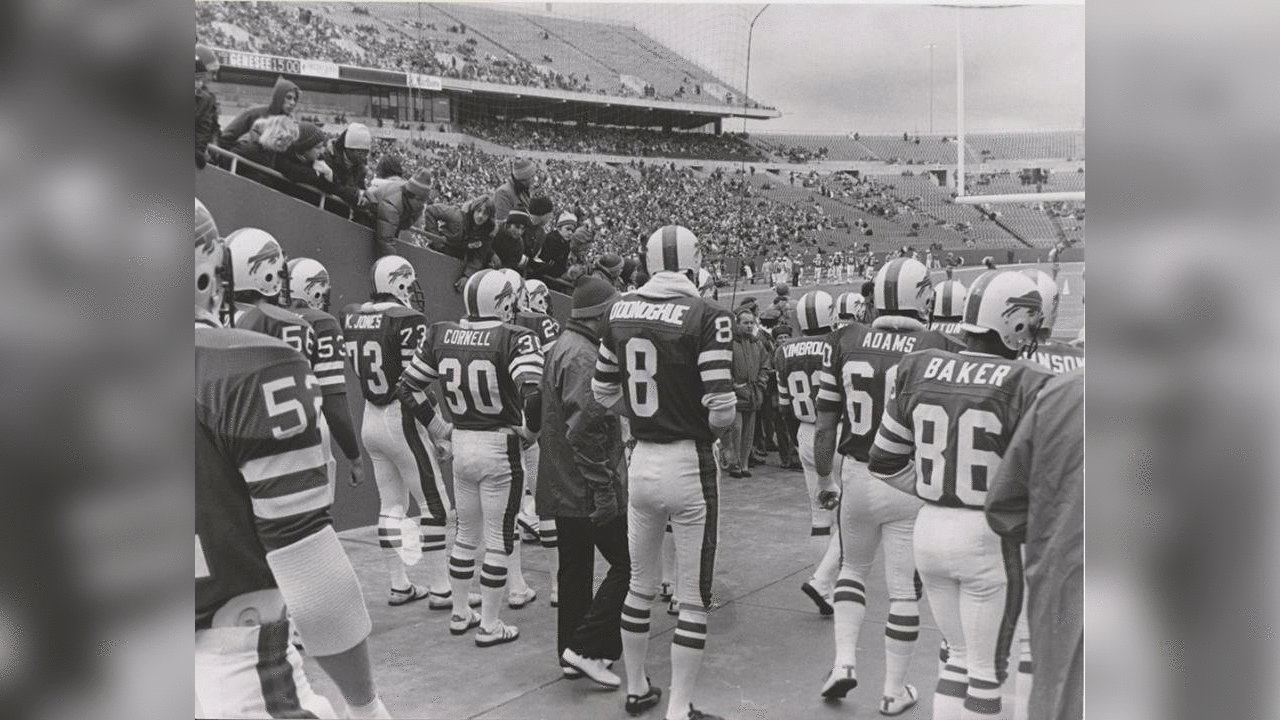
[218,75,299,149]
[195,47,220,169]
[321,122,372,207]
[538,277,630,686]
[492,157,537,229]
[365,168,432,256]
[728,308,769,478]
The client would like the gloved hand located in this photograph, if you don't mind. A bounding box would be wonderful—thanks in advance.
[816,474,841,510]
[428,416,453,462]
[590,492,619,527]
[347,459,365,488]
[515,424,537,450]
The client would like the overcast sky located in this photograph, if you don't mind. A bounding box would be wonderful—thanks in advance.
[512,2,1084,135]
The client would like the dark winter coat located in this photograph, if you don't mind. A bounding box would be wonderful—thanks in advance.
[218,77,299,149]
[195,87,220,166]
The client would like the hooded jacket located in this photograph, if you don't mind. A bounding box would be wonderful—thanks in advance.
[218,77,299,149]
[536,319,627,518]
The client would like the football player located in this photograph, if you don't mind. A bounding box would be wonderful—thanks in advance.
[868,270,1053,720]
[834,292,868,328]
[400,269,544,648]
[593,225,737,720]
[342,256,463,609]
[511,276,562,607]
[1022,269,1084,375]
[195,199,391,719]
[814,258,962,714]
[286,257,365,491]
[775,291,840,616]
[930,270,968,339]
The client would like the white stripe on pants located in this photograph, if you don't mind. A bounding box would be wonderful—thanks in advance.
[452,429,522,555]
[839,459,923,598]
[913,503,1009,687]
[628,439,718,609]
[195,620,335,719]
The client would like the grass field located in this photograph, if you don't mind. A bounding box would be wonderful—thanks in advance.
[723,261,1085,341]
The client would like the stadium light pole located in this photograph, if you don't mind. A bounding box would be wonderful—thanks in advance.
[730,3,768,309]
[926,43,937,134]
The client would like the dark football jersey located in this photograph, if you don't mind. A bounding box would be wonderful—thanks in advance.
[402,319,543,430]
[235,303,317,370]
[1026,338,1085,375]
[291,303,348,396]
[775,335,829,424]
[930,319,965,337]
[868,349,1052,509]
[595,293,734,443]
[818,323,962,461]
[340,301,426,406]
[196,325,331,630]
[514,310,561,350]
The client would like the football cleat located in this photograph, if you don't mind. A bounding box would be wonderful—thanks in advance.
[225,228,285,300]
[821,665,858,699]
[287,258,331,312]
[932,279,967,320]
[960,270,1044,354]
[873,258,933,319]
[795,291,834,333]
[372,255,417,307]
[1022,268,1061,333]
[522,278,550,313]
[644,225,701,275]
[475,620,520,647]
[464,269,518,322]
[879,684,919,716]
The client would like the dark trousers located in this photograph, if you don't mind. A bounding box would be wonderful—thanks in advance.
[556,514,631,661]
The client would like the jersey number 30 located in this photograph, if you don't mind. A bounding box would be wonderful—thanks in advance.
[439,358,503,415]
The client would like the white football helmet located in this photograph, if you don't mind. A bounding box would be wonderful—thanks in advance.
[932,279,968,320]
[1022,269,1060,333]
[960,270,1044,354]
[873,257,934,319]
[464,268,518,322]
[287,258,331,312]
[834,292,867,323]
[645,225,701,275]
[195,198,227,319]
[225,228,285,300]
[522,278,549,313]
[372,255,417,307]
[796,291,834,333]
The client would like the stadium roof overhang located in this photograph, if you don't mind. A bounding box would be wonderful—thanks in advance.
[210,48,779,131]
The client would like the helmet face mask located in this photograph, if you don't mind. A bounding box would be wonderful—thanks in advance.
[960,270,1044,355]
[1022,269,1060,333]
[195,198,228,320]
[372,255,417,307]
[225,228,285,303]
[464,269,517,322]
[522,279,549,314]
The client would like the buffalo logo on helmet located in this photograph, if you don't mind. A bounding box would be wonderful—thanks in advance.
[388,263,415,284]
[1001,291,1043,321]
[304,269,330,295]
[248,241,282,275]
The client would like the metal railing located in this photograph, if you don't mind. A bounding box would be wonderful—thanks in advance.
[205,145,361,221]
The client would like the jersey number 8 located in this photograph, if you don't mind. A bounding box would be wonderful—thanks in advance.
[785,370,821,422]
[624,339,659,417]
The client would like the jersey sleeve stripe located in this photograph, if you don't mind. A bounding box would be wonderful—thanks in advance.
[698,350,733,364]
[816,370,837,386]
[255,508,331,552]
[880,413,913,441]
[598,344,618,363]
[251,482,332,520]
[872,433,913,456]
[700,368,731,383]
[241,445,327,485]
[313,361,345,373]
[402,358,437,384]
[315,375,347,387]
[816,387,841,403]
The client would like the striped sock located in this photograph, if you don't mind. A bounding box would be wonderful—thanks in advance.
[831,576,867,668]
[537,518,558,549]
[479,550,509,629]
[934,662,969,720]
[379,514,409,588]
[883,599,920,698]
[962,676,1002,718]
[448,544,476,617]
[668,607,709,719]
[620,590,654,696]
[420,516,448,589]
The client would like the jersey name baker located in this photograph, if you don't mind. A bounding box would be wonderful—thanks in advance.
[442,328,495,347]
[610,299,690,326]
[921,356,1014,388]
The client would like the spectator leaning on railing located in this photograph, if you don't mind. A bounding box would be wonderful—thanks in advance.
[366,167,432,256]
[493,157,537,228]
[276,122,341,195]
[218,75,299,150]
[322,123,373,207]
[229,114,299,168]
[368,156,403,193]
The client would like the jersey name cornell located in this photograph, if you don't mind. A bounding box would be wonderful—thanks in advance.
[599,295,733,443]
[419,321,542,430]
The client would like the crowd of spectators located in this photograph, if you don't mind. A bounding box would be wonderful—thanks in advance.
[460,119,764,162]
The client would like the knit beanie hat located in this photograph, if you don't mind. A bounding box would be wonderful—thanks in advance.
[291,122,326,155]
[528,195,554,218]
[557,211,577,227]
[571,276,620,319]
[595,253,624,276]
[344,123,372,151]
[512,158,536,182]
[406,168,433,197]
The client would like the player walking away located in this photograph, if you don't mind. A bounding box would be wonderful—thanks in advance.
[813,258,963,714]
[400,269,544,648]
[1022,270,1084,375]
[775,291,840,616]
[931,270,969,339]
[341,255,462,609]
[868,270,1053,720]
[195,199,392,719]
[594,225,737,720]
[512,277,563,607]
[285,257,365,493]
